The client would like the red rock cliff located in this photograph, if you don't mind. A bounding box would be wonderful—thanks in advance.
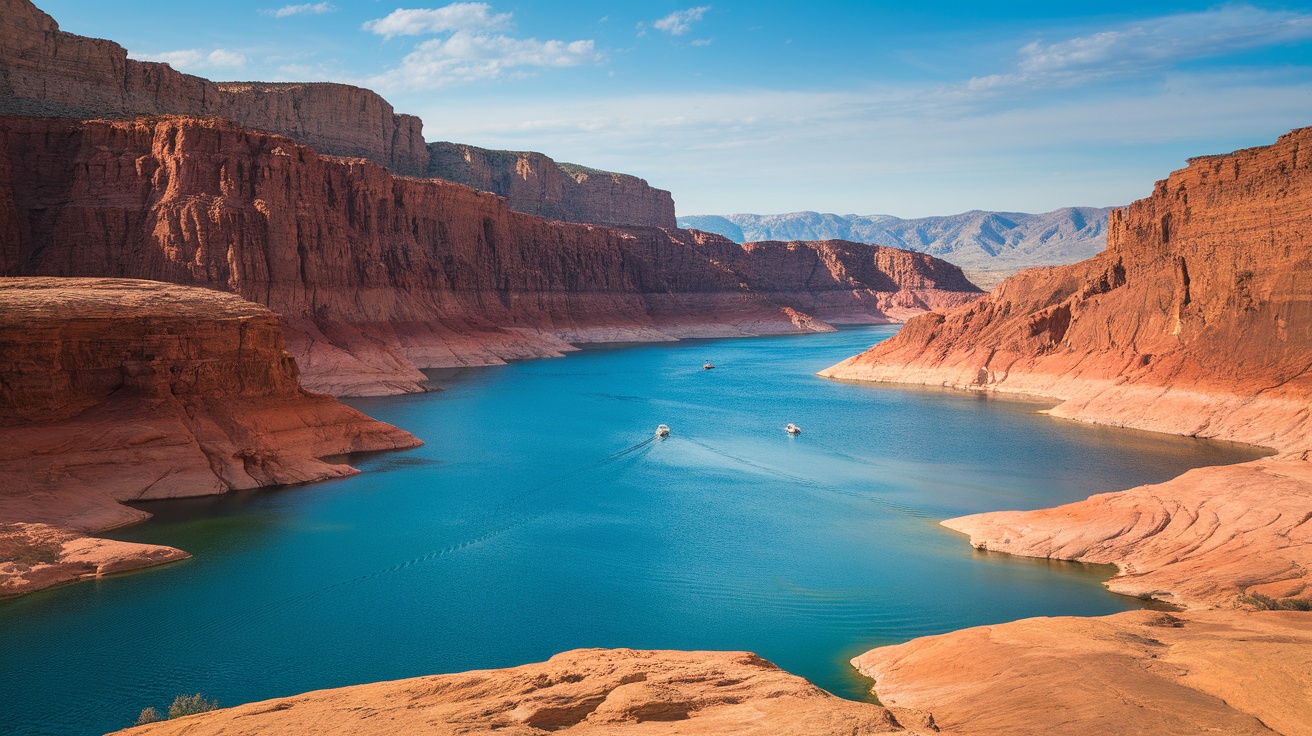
[0,277,420,596]
[427,142,678,228]
[0,0,429,175]
[0,115,981,396]
[822,127,1312,608]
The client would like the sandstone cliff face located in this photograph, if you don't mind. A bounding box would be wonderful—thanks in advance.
[822,127,1312,452]
[427,141,678,228]
[854,609,1312,736]
[0,115,981,396]
[114,649,907,736]
[0,277,420,596]
[0,0,429,175]
[821,127,1312,607]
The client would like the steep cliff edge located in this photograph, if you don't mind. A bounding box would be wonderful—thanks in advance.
[0,277,420,596]
[0,115,981,397]
[822,127,1312,607]
[427,142,677,228]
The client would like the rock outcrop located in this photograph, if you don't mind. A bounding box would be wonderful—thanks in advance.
[853,609,1312,736]
[428,142,677,228]
[0,115,982,396]
[0,277,420,596]
[0,0,429,175]
[114,649,907,736]
[822,127,1312,607]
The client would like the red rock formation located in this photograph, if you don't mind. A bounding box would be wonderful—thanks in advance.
[427,142,678,228]
[822,127,1312,607]
[0,277,420,596]
[0,115,981,396]
[0,0,428,175]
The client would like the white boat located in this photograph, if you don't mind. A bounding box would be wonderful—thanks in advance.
[656,424,671,438]
[703,361,715,370]
[785,423,801,435]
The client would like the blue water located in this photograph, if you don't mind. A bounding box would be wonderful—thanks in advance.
[0,326,1265,735]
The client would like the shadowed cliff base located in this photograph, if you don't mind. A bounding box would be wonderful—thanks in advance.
[0,278,419,597]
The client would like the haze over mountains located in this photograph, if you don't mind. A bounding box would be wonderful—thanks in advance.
[679,207,1115,287]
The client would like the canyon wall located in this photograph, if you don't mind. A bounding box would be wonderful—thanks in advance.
[0,115,981,397]
[0,277,420,596]
[427,142,677,228]
[0,0,429,176]
[822,128,1312,608]
[823,127,1312,455]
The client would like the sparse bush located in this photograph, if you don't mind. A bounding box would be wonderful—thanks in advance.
[167,693,218,719]
[134,707,162,726]
[1238,591,1312,611]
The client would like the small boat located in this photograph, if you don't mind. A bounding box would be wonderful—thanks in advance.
[703,361,715,370]
[656,424,671,438]
[785,423,801,435]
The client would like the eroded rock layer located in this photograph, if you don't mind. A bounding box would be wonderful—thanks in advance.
[114,649,907,736]
[0,0,429,175]
[0,115,981,396]
[0,277,420,596]
[853,609,1312,736]
[427,141,677,228]
[822,127,1312,607]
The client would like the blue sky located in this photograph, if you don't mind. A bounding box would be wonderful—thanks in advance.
[36,0,1312,217]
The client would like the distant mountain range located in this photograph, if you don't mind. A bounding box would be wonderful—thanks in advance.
[678,207,1115,288]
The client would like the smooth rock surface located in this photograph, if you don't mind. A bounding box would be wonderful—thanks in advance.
[854,609,1312,736]
[112,649,909,736]
[0,277,419,596]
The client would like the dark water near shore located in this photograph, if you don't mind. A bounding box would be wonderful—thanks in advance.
[0,326,1265,735]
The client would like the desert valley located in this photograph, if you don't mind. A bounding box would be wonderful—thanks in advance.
[1,0,1310,734]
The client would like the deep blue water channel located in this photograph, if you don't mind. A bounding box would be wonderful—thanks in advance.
[0,326,1266,735]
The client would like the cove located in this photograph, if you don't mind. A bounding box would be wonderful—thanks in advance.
[0,326,1266,736]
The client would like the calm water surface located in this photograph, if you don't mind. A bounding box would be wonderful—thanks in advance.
[0,326,1266,735]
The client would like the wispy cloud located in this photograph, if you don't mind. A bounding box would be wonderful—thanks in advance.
[363,3,512,40]
[129,48,248,72]
[653,6,710,36]
[265,2,335,18]
[970,5,1312,92]
[364,3,598,89]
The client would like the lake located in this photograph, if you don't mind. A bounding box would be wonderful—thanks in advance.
[0,326,1265,735]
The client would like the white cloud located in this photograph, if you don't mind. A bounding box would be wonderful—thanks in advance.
[653,6,709,36]
[363,3,512,39]
[691,38,713,47]
[129,48,248,72]
[267,2,335,18]
[370,31,598,89]
[972,5,1312,92]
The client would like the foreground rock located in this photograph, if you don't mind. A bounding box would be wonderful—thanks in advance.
[0,278,419,596]
[854,609,1312,736]
[428,142,677,228]
[0,115,981,396]
[822,127,1312,606]
[113,649,907,736]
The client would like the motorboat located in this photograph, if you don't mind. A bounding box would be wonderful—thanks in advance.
[785,423,801,435]
[656,424,671,438]
[703,361,715,370]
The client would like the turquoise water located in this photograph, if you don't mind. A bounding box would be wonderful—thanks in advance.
[0,326,1265,735]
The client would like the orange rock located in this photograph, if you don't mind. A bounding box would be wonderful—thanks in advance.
[0,277,420,596]
[112,649,906,736]
[853,609,1312,736]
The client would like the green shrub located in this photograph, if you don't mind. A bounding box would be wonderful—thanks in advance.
[133,707,162,726]
[1238,591,1312,611]
[167,693,218,719]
